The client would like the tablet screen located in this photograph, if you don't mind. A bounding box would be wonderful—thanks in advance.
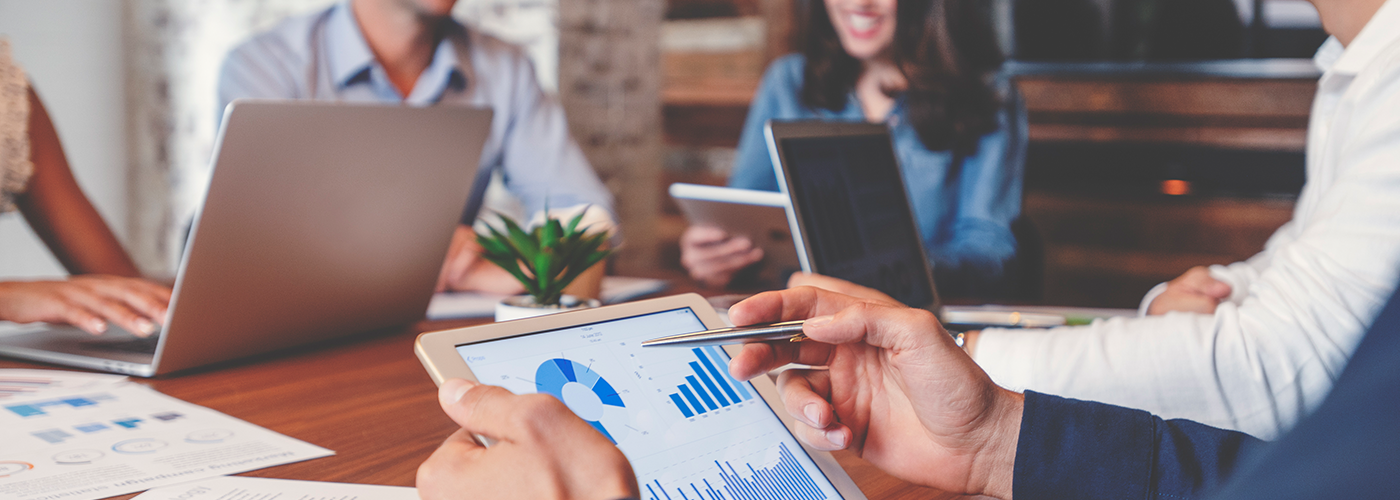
[778,133,937,309]
[454,307,846,500]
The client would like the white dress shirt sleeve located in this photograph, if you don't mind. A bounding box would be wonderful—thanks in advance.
[974,51,1400,439]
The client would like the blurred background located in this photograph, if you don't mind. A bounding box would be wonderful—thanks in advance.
[0,0,1326,307]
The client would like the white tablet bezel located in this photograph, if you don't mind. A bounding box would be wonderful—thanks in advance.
[415,293,868,499]
[669,183,802,271]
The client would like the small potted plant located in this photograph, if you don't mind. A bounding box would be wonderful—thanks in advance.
[476,206,614,321]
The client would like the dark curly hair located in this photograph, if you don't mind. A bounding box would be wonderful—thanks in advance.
[798,0,1004,156]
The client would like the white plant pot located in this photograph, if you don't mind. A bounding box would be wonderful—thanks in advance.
[495,294,601,322]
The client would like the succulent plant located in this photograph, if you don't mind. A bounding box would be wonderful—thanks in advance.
[475,208,613,307]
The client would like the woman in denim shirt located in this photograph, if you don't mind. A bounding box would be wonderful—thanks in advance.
[681,0,1027,299]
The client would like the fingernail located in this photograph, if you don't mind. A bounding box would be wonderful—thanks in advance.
[134,319,155,335]
[825,428,847,448]
[805,315,833,328]
[439,378,476,405]
[91,320,108,333]
[803,404,822,427]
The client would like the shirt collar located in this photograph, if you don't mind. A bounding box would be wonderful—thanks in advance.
[325,1,469,102]
[1316,0,1400,76]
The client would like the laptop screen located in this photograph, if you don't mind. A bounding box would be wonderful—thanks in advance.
[778,132,938,309]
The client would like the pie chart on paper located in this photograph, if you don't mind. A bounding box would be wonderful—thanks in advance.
[535,358,629,444]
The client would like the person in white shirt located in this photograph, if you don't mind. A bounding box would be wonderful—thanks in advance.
[795,0,1400,439]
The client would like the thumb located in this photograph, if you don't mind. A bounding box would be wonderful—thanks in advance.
[1202,278,1232,299]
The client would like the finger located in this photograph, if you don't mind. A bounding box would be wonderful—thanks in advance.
[439,379,571,442]
[801,301,948,352]
[787,415,851,451]
[683,237,757,269]
[103,281,171,324]
[417,428,489,496]
[729,340,833,381]
[71,277,169,325]
[115,278,173,314]
[1179,267,1230,299]
[1152,294,1220,315]
[60,286,157,337]
[729,286,872,327]
[681,225,731,246]
[36,299,108,335]
[697,246,763,276]
[787,273,900,305]
[777,369,836,428]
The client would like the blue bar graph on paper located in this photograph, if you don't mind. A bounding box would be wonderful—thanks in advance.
[648,443,826,500]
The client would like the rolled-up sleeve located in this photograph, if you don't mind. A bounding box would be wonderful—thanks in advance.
[495,53,614,221]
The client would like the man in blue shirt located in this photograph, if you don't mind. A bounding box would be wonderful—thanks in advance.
[218,0,615,293]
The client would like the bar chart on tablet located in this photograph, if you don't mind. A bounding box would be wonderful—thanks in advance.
[454,308,844,500]
[666,347,754,418]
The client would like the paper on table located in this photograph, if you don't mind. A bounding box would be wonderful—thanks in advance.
[426,276,670,320]
[0,371,333,500]
[0,369,129,401]
[133,476,417,500]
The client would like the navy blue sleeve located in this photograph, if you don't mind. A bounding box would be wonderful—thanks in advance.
[1014,391,1263,500]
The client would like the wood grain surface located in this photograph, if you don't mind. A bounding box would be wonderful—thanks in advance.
[0,317,969,500]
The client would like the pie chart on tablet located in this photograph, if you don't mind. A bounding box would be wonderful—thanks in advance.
[535,358,629,444]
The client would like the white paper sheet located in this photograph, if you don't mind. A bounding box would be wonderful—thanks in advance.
[426,276,670,319]
[0,370,333,500]
[132,476,417,500]
[0,369,129,401]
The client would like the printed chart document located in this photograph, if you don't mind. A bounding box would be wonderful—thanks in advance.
[133,477,417,500]
[0,369,333,500]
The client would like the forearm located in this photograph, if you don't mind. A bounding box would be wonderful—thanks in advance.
[1013,391,1261,500]
[971,306,1338,439]
[18,87,140,277]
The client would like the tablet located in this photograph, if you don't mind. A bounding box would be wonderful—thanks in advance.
[669,183,802,273]
[764,121,941,312]
[416,294,867,500]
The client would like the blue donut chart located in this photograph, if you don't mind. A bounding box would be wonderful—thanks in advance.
[535,358,626,443]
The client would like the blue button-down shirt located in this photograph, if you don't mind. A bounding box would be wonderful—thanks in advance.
[730,55,1027,297]
[217,2,614,224]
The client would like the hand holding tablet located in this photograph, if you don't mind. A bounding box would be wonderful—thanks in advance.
[415,293,868,499]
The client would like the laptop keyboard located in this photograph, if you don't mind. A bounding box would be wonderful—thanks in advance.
[83,334,161,354]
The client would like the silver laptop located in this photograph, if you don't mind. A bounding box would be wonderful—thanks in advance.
[0,100,492,377]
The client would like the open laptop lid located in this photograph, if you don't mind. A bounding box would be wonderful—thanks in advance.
[764,120,941,312]
[0,101,491,376]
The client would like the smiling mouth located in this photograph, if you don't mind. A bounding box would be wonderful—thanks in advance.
[847,12,880,35]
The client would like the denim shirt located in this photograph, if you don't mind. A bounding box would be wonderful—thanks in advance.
[730,54,1027,297]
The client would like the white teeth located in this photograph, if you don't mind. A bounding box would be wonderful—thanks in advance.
[849,14,876,32]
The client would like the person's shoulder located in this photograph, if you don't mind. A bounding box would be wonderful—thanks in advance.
[461,28,534,78]
[763,53,807,86]
[224,5,331,69]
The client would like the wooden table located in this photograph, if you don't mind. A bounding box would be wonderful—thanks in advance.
[0,317,958,500]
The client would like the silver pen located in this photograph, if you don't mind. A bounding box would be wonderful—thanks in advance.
[642,320,809,347]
